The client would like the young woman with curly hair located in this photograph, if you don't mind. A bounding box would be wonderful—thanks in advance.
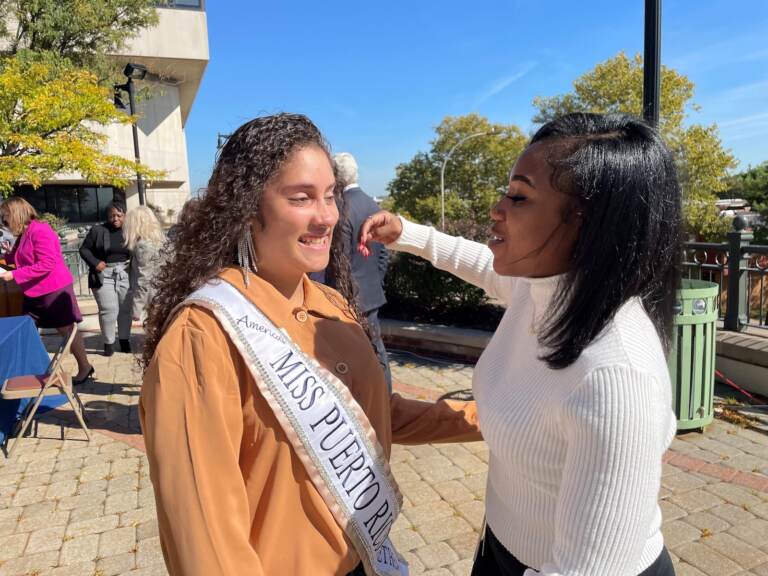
[139,113,481,576]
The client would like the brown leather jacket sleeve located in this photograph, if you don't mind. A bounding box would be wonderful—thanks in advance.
[140,308,265,576]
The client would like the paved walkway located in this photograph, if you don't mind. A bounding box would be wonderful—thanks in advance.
[1,335,768,575]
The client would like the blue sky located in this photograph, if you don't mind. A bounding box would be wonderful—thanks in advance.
[185,0,768,199]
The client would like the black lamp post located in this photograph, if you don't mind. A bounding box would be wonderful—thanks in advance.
[115,63,149,206]
[643,0,662,127]
[217,133,230,151]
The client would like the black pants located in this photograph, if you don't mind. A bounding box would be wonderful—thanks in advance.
[471,526,675,576]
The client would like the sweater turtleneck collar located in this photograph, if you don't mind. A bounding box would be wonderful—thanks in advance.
[519,273,566,332]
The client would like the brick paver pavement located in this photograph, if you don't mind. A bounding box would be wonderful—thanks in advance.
[1,337,768,575]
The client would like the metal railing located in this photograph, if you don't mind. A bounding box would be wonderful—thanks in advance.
[61,243,89,298]
[683,226,768,331]
[57,224,767,330]
[154,0,204,10]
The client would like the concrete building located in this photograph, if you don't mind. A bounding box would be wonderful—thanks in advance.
[15,1,209,225]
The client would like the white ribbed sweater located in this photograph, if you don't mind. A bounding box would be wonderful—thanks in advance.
[390,220,676,576]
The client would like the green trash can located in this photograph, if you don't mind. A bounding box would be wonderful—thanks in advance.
[668,279,719,431]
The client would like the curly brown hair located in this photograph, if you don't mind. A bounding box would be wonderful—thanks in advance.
[141,113,368,370]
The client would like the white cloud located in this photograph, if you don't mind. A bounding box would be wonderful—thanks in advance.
[474,62,538,107]
[719,111,768,128]
[669,32,768,72]
[721,79,768,101]
[718,111,768,142]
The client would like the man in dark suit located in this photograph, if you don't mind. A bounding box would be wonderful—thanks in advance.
[331,152,392,391]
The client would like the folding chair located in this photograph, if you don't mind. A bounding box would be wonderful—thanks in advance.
[2,324,90,457]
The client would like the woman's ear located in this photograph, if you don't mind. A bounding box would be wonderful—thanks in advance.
[561,202,584,225]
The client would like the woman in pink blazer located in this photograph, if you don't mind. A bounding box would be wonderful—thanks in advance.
[1,197,94,384]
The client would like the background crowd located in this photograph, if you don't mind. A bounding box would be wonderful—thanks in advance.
[0,197,165,367]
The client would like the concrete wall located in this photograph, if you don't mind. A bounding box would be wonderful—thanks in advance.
[716,356,768,398]
[113,7,209,123]
[120,8,209,63]
[715,330,768,398]
[383,319,768,400]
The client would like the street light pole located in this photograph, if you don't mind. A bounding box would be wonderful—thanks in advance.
[440,130,495,230]
[115,63,149,206]
[217,133,231,151]
[125,77,146,206]
[643,0,662,126]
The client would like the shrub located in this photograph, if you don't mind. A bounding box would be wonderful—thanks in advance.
[381,216,504,331]
[37,212,67,231]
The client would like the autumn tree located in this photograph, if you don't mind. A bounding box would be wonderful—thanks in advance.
[0,1,162,197]
[533,52,736,240]
[0,53,161,196]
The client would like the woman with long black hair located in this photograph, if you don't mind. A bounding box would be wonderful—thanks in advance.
[139,113,481,576]
[361,113,681,576]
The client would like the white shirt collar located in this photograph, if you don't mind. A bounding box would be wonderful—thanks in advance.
[343,183,360,192]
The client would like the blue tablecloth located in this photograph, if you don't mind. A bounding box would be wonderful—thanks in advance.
[0,316,65,444]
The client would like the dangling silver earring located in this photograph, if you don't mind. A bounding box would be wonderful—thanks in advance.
[237,226,258,287]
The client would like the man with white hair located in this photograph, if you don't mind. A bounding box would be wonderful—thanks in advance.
[331,152,392,391]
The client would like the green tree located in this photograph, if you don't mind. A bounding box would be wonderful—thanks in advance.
[0,53,161,197]
[533,52,737,240]
[726,162,768,242]
[384,114,526,322]
[387,113,527,228]
[0,0,158,77]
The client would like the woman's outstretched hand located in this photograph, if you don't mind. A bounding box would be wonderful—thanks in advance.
[358,211,403,257]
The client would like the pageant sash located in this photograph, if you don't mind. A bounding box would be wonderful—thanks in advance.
[182,280,407,576]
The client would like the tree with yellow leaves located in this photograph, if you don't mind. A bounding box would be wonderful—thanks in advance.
[534,52,736,240]
[0,53,161,197]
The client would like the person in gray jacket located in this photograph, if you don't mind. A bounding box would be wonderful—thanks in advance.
[123,206,165,324]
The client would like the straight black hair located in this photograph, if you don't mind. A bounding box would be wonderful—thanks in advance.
[531,113,683,369]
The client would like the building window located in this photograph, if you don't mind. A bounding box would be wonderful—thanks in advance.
[155,0,203,9]
[14,185,124,224]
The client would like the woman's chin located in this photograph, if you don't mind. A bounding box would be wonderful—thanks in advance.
[492,258,518,277]
[303,256,330,273]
